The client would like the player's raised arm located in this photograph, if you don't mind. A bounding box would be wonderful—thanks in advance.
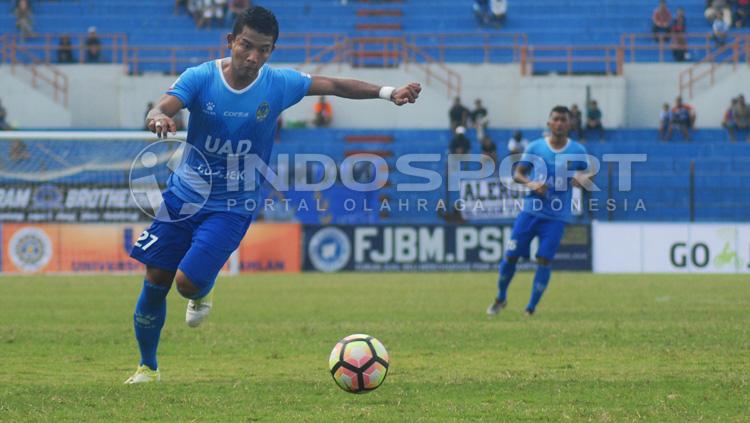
[307,76,421,106]
[146,94,184,138]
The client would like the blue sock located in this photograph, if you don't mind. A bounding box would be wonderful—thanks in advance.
[526,265,551,312]
[496,259,517,302]
[134,280,170,370]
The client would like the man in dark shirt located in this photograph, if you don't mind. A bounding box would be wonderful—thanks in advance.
[586,100,605,141]
[449,97,469,131]
[480,135,497,164]
[450,126,471,154]
[85,27,102,63]
[471,99,489,139]
[57,35,75,63]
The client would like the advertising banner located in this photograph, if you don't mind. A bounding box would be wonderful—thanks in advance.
[237,223,301,272]
[459,178,527,220]
[1,223,302,274]
[303,224,591,272]
[592,222,750,273]
[0,185,147,223]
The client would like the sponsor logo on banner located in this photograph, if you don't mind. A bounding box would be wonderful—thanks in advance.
[307,227,351,272]
[460,178,528,220]
[8,227,53,272]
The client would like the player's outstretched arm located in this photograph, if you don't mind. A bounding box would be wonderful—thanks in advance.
[307,76,421,106]
[146,94,184,138]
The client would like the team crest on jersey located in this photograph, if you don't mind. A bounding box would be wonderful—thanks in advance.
[256,102,270,122]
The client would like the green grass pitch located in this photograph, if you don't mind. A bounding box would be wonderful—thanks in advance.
[1,273,748,422]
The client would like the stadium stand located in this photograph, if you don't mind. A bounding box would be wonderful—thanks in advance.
[2,0,749,73]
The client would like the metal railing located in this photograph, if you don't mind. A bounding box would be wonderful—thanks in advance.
[401,41,462,98]
[405,32,527,64]
[3,39,69,107]
[619,32,738,63]
[522,44,623,76]
[677,34,750,99]
[3,31,748,87]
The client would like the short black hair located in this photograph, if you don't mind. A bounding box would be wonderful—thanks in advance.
[232,6,280,43]
[549,105,571,117]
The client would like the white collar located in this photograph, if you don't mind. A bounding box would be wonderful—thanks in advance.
[545,137,569,153]
[215,58,264,94]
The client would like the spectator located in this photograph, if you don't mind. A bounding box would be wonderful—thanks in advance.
[14,0,33,38]
[665,107,690,141]
[471,99,489,140]
[313,96,333,127]
[449,126,471,154]
[213,0,227,27]
[675,96,697,128]
[507,130,528,155]
[569,104,584,140]
[671,7,687,33]
[659,103,671,140]
[667,101,692,141]
[586,100,605,141]
[228,0,251,22]
[85,27,102,63]
[652,0,672,42]
[449,97,469,131]
[187,0,202,21]
[175,0,188,14]
[489,0,507,26]
[737,0,750,27]
[0,99,11,130]
[723,97,739,141]
[705,0,733,26]
[671,32,689,61]
[731,95,750,141]
[480,135,497,164]
[57,35,75,63]
[195,0,227,28]
[473,0,490,26]
[196,0,214,28]
[712,17,729,47]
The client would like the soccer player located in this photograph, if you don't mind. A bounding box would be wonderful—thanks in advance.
[486,106,589,317]
[125,6,421,384]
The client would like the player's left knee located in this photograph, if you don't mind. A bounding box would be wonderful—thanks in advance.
[536,257,552,267]
[175,271,200,299]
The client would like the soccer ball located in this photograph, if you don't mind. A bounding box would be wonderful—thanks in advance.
[328,334,389,393]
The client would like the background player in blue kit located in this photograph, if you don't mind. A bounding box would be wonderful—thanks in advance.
[125,6,421,384]
[487,106,590,317]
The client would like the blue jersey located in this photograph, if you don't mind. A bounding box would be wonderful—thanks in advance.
[519,138,588,222]
[166,59,312,214]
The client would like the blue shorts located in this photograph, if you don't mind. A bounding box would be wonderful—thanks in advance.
[130,190,252,296]
[505,212,566,261]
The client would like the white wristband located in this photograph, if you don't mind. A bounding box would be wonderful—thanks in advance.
[379,86,395,101]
